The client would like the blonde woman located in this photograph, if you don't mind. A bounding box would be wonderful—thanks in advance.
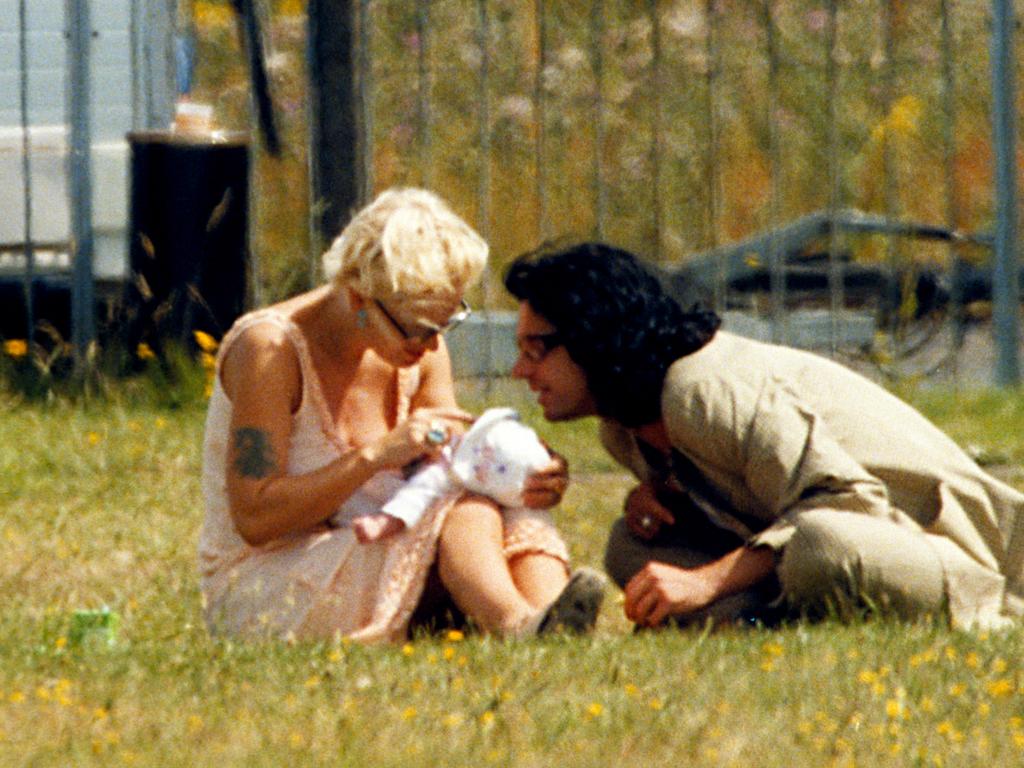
[199,188,603,642]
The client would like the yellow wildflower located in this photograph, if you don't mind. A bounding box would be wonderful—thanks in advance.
[402,706,417,720]
[648,698,663,711]
[965,651,980,669]
[135,342,155,360]
[193,330,219,353]
[585,702,604,718]
[762,641,784,657]
[857,669,877,685]
[985,678,1013,698]
[446,629,465,642]
[3,339,28,358]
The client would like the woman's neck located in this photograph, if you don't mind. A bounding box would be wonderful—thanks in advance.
[295,286,369,367]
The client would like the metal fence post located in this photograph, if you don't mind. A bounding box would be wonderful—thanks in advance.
[589,0,606,241]
[477,0,493,385]
[18,0,36,344]
[67,0,96,360]
[534,0,548,243]
[705,0,723,311]
[649,0,663,262]
[991,0,1020,386]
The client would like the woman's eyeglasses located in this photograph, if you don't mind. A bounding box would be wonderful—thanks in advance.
[374,299,472,342]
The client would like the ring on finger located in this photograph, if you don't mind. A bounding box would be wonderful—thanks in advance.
[425,421,448,446]
[640,514,654,530]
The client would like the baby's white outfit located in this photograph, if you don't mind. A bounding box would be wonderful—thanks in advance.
[379,407,551,528]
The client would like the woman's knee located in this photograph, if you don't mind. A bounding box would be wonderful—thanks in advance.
[440,495,503,542]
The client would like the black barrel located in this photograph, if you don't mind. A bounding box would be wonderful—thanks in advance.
[123,130,249,354]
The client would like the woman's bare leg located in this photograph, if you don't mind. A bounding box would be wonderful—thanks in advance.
[510,553,569,610]
[436,497,538,635]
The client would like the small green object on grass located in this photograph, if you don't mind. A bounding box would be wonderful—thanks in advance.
[69,607,120,649]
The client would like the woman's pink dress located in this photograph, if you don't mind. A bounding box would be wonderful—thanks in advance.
[198,310,569,643]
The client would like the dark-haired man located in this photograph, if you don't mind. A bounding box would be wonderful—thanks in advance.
[505,242,1024,631]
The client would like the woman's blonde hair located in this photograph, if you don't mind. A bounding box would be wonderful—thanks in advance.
[322,188,488,299]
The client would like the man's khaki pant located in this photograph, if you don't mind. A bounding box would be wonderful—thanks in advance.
[604,510,947,626]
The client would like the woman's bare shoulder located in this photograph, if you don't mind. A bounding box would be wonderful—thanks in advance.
[220,321,302,404]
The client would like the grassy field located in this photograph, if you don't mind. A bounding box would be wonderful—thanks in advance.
[3,376,1024,766]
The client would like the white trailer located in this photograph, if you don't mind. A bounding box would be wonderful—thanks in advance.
[0,0,176,295]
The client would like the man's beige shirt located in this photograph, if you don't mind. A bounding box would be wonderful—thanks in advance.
[601,331,1024,629]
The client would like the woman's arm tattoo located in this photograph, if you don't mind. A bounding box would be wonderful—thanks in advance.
[232,427,277,478]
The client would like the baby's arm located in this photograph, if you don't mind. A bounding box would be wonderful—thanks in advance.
[354,461,456,544]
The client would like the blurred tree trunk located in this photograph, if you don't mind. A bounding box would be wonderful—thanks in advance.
[307,0,359,259]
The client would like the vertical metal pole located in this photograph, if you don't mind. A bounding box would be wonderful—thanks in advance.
[705,0,723,312]
[416,0,432,188]
[67,0,96,359]
[534,0,548,242]
[18,0,36,344]
[590,0,606,240]
[130,0,141,131]
[357,0,374,204]
[765,0,786,343]
[991,0,1021,386]
[881,0,898,358]
[939,0,963,380]
[477,0,493,384]
[648,0,662,262]
[826,0,843,355]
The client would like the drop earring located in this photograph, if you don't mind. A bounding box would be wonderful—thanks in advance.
[356,308,368,328]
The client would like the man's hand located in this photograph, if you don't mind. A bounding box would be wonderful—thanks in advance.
[522,450,569,509]
[623,561,718,627]
[623,547,777,628]
[352,513,406,543]
[624,482,675,540]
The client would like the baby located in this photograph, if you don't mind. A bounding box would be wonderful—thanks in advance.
[349,407,552,543]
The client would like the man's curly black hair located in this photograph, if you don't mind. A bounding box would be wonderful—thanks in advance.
[504,242,721,427]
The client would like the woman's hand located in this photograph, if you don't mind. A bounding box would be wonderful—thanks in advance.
[370,406,476,470]
[522,449,569,509]
[624,482,675,540]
